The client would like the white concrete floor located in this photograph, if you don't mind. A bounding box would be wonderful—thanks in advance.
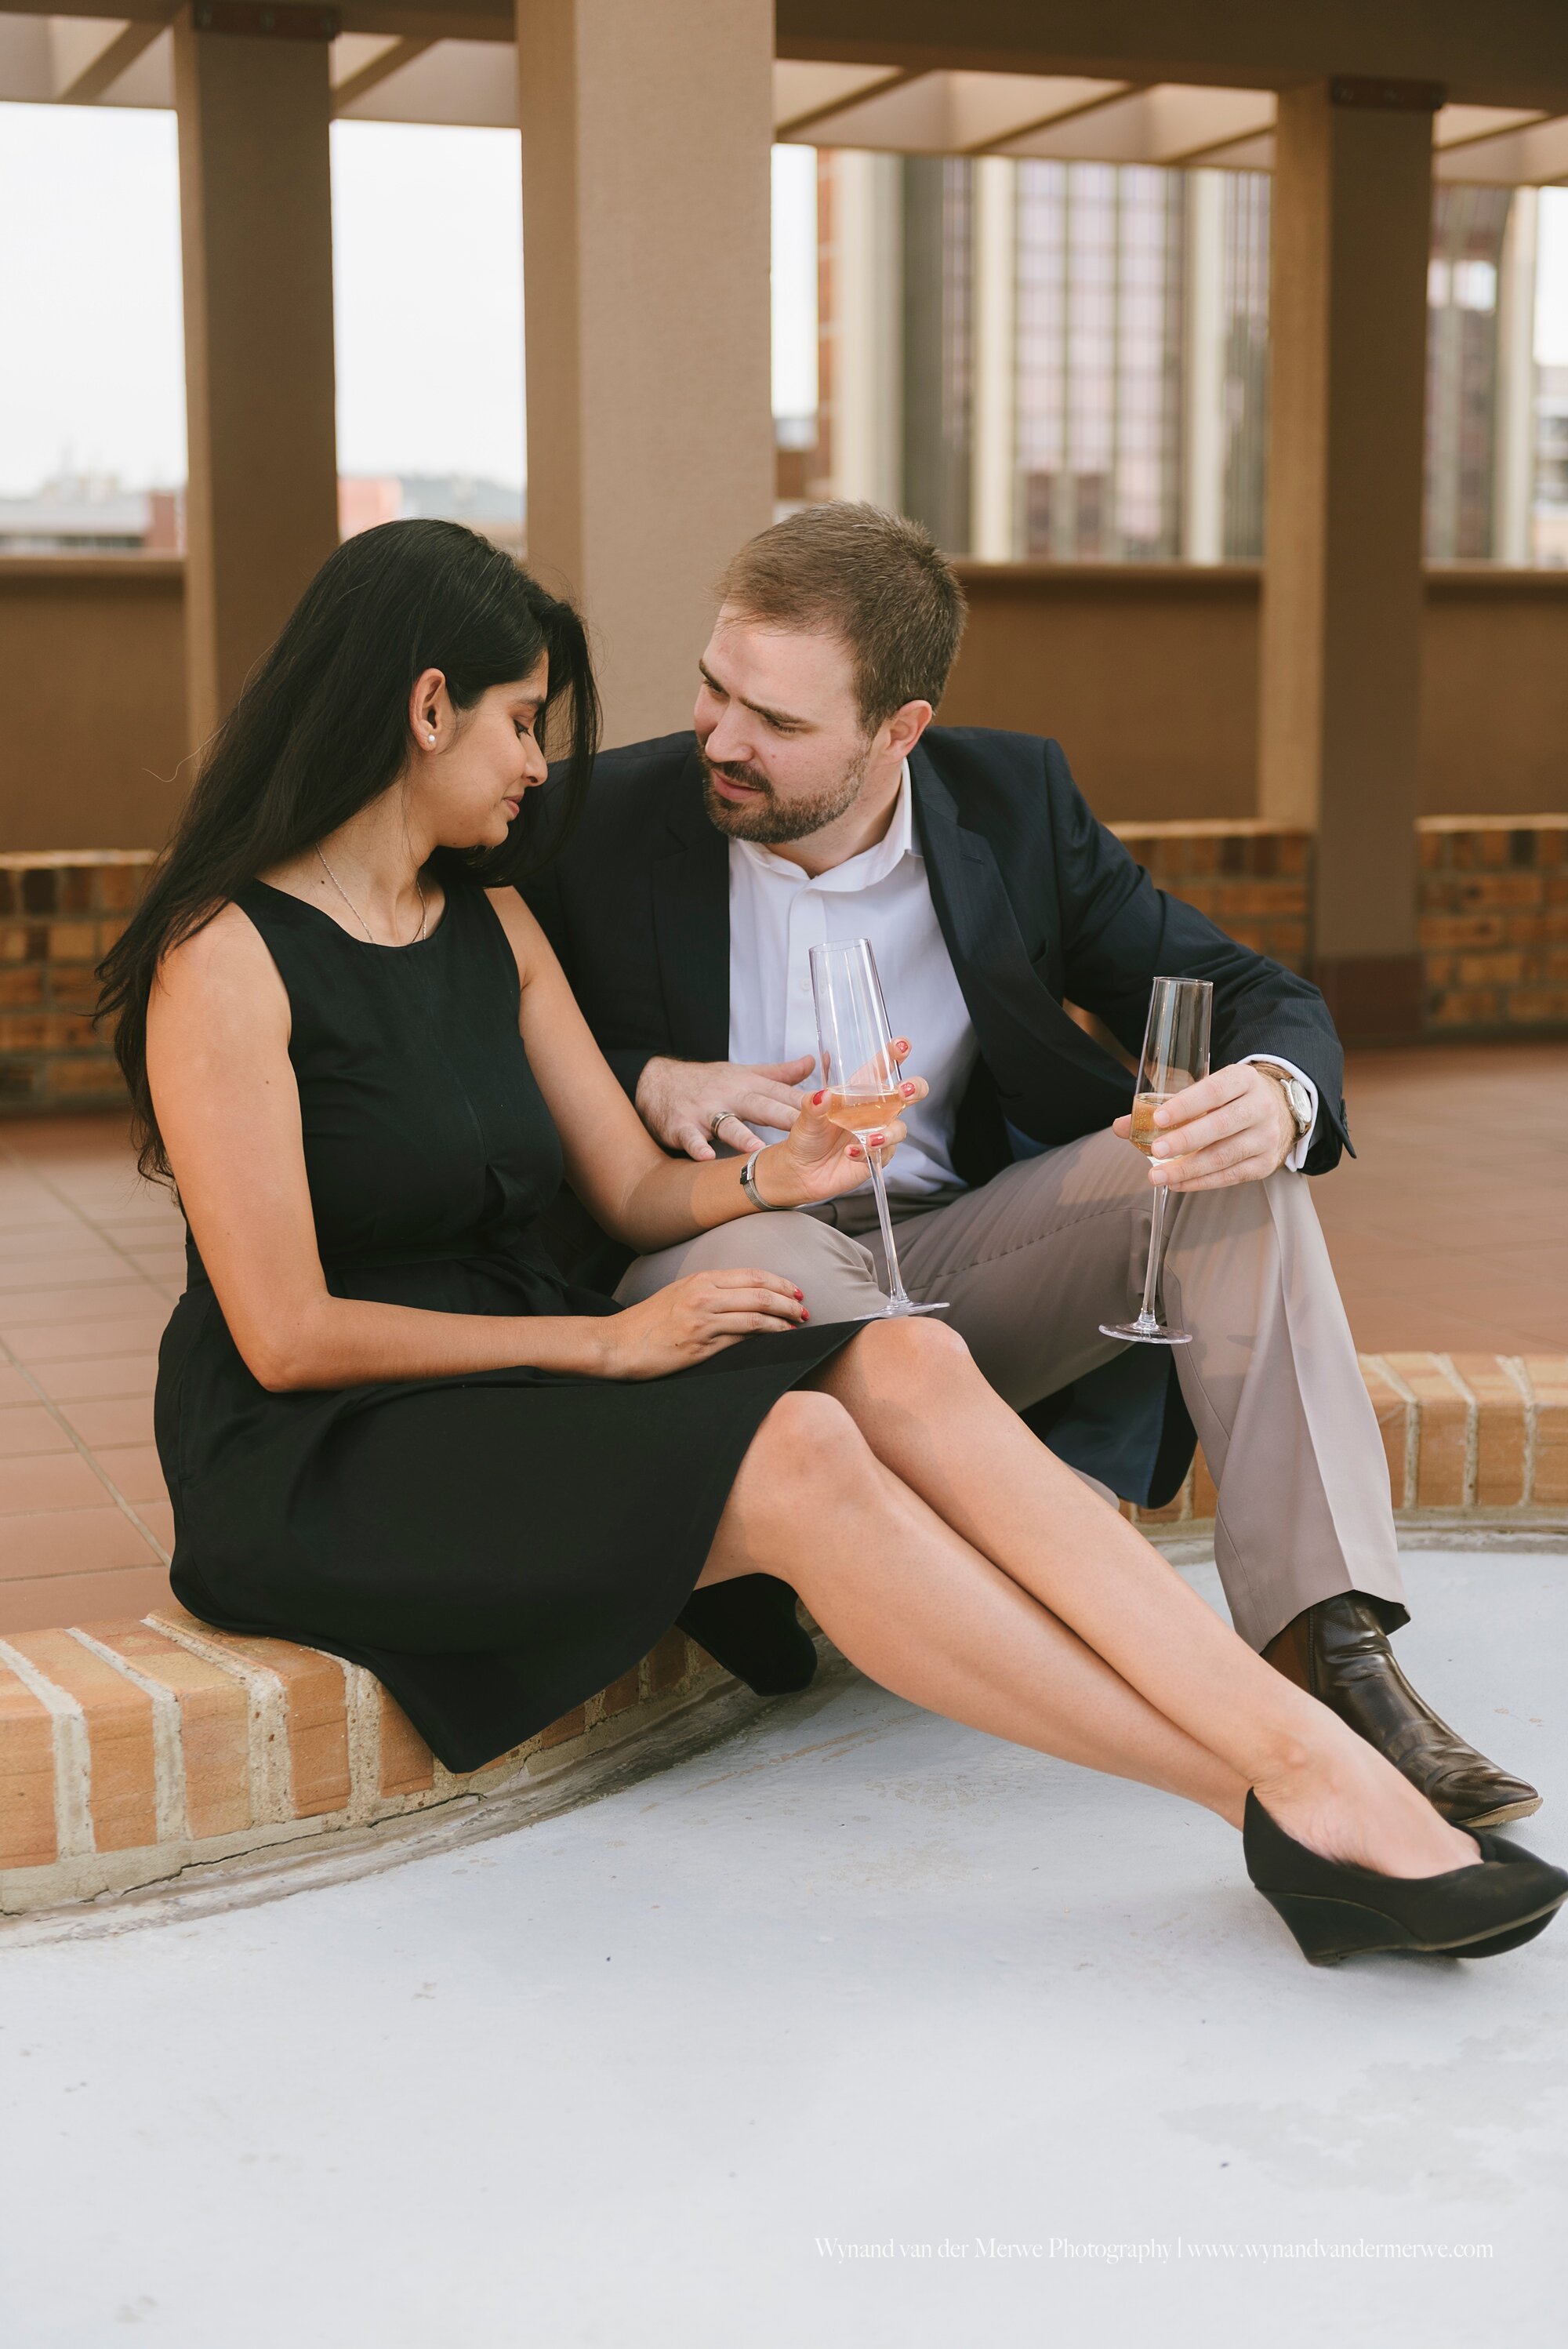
[2,1550,1564,2349]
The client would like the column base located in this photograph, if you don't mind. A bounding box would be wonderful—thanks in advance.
[1307,953,1425,1046]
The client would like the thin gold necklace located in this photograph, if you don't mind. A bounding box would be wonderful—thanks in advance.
[314,844,428,946]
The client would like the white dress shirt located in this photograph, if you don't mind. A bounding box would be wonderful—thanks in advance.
[726,762,1317,1193]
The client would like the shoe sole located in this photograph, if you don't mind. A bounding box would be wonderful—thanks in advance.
[1450,1795,1543,1832]
[1261,1887,1568,1966]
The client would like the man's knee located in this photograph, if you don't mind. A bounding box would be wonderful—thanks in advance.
[616,1214,882,1321]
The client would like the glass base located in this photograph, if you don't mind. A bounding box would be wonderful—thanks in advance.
[1099,1316,1192,1347]
[870,1298,950,1320]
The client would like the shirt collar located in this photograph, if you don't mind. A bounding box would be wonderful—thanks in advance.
[734,761,915,892]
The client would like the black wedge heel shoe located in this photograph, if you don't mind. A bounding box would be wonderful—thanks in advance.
[1243,1792,1568,1966]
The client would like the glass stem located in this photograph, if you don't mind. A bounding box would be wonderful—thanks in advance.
[865,1150,912,1308]
[1138,1180,1170,1328]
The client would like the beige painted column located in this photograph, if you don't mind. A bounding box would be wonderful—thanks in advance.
[173,4,339,752]
[517,0,775,745]
[1258,77,1440,1043]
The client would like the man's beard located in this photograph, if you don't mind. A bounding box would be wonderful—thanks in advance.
[700,745,869,845]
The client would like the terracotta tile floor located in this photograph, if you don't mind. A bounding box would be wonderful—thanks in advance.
[1310,1040,1568,1356]
[0,1037,1563,1636]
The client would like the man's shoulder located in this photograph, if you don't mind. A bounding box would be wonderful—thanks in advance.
[916,727,1080,849]
[544,730,699,868]
[586,729,699,794]
[919,724,1073,797]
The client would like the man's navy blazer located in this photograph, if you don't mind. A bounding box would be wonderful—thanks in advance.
[524,725,1348,1508]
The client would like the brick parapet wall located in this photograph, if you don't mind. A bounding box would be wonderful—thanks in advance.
[2,827,1564,1114]
[0,852,154,1111]
[1110,819,1315,974]
[3,1352,1563,1919]
[1417,816,1568,1033]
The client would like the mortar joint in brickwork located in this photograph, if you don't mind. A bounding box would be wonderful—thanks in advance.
[0,1639,94,1861]
[67,1627,188,1846]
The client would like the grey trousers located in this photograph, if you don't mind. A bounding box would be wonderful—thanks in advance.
[615,1128,1406,1652]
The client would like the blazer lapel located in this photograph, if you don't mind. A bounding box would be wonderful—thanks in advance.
[650,748,731,1062]
[910,745,1135,1124]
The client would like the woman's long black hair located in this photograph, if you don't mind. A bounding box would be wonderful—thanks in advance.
[97,518,600,1181]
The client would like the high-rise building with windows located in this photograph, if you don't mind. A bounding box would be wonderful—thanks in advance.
[810,149,1552,571]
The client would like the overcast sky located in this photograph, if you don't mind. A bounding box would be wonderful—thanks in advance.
[1,101,1565,498]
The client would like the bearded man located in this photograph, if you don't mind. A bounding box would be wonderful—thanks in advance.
[523,501,1536,1832]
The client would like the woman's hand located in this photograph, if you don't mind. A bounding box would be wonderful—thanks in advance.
[753,1044,928,1209]
[594,1268,810,1379]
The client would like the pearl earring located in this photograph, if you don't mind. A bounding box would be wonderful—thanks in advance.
[427,732,437,745]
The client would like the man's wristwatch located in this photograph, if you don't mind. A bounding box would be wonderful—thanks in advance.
[1254,1063,1314,1143]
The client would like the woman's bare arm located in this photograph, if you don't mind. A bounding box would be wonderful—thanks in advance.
[485,889,895,1249]
[146,907,805,1392]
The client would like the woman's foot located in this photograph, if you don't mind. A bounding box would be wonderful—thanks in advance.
[1253,1723,1481,1882]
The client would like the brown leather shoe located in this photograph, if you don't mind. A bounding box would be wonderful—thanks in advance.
[1263,1595,1542,1832]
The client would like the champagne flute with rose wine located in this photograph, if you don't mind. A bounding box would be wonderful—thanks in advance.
[808,937,947,1320]
[1098,975,1213,1346]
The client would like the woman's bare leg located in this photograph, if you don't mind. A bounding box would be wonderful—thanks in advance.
[699,1389,1247,1822]
[808,1320,1476,1880]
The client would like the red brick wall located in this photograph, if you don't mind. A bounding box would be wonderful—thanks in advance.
[1418,818,1568,1033]
[0,854,152,1111]
[1111,820,1313,973]
[2,826,1564,1118]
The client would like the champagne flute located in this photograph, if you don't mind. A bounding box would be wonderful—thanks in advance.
[808,938,948,1320]
[1099,975,1213,1346]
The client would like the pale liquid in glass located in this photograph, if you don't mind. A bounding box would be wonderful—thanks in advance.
[1129,1092,1171,1156]
[823,1089,905,1134]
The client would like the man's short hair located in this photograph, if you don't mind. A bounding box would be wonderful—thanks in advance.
[714,503,967,734]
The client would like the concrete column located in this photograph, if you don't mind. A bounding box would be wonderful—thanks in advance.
[1258,78,1440,1042]
[970,156,1018,561]
[173,4,339,752]
[1181,169,1226,565]
[517,0,773,746]
[1494,188,1540,566]
[818,148,904,512]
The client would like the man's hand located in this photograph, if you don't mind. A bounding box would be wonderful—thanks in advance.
[635,1055,817,1160]
[1112,1062,1296,1192]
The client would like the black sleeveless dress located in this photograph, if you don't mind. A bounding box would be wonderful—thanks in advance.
[154,880,852,1773]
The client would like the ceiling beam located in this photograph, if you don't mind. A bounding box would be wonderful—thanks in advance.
[775,0,1568,114]
[55,14,167,97]
[963,79,1142,156]
[331,31,430,109]
[774,65,920,140]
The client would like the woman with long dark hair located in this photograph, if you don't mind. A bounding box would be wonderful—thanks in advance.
[102,518,1563,1966]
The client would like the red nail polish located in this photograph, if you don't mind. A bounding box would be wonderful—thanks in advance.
[812,1091,825,1107]
[794,1288,804,1301]
[800,1310,810,1322]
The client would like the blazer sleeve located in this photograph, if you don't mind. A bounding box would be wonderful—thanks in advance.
[1043,741,1349,1172]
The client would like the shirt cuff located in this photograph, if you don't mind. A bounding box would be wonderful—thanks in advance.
[1242,1054,1319,1171]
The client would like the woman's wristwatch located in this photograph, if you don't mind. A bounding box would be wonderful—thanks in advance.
[739,1150,793,1211]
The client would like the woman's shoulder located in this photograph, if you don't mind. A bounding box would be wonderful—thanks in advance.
[156,896,286,1008]
[483,884,552,977]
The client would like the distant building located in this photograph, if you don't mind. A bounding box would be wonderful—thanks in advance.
[1536,365,1568,566]
[0,475,525,559]
[341,474,526,555]
[0,478,181,554]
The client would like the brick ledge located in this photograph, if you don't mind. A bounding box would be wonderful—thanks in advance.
[2,1350,1564,1920]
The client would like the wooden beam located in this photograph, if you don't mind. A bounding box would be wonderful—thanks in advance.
[331,31,431,109]
[775,0,1568,114]
[963,79,1142,155]
[55,15,169,100]
[774,65,920,140]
